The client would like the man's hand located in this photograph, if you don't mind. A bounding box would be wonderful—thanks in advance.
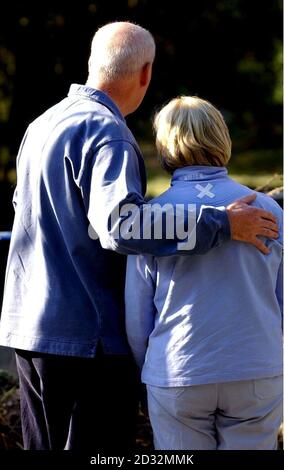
[227,193,279,255]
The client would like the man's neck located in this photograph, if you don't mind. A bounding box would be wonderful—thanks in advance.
[86,78,132,117]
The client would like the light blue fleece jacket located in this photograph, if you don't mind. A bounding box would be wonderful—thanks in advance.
[125,166,283,386]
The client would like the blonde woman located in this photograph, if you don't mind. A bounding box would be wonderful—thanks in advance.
[125,96,283,450]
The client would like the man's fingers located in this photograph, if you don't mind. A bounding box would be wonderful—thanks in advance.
[236,193,257,204]
[259,220,278,233]
[251,237,270,255]
[256,228,279,239]
[253,208,277,223]
[227,196,279,252]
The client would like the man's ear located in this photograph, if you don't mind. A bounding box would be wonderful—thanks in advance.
[140,62,152,87]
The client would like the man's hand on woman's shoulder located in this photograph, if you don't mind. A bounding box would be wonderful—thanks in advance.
[227,193,279,255]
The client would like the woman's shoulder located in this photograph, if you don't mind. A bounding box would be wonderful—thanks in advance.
[226,177,283,214]
[254,190,283,215]
[254,191,283,242]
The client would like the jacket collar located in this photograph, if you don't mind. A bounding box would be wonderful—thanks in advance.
[171,166,228,184]
[68,84,126,123]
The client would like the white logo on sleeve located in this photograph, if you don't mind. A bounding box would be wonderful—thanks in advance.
[195,183,215,199]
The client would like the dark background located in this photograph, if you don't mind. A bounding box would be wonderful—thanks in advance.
[0,0,282,154]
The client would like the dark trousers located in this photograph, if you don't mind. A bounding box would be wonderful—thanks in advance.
[15,346,139,450]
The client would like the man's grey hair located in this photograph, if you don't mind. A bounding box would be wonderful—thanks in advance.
[88,22,156,82]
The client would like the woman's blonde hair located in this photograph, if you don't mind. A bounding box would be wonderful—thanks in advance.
[153,96,232,174]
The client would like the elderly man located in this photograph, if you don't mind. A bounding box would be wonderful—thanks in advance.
[0,22,278,450]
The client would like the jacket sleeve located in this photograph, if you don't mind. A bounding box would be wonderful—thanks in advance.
[82,140,231,256]
[12,127,30,212]
[125,254,156,369]
[12,188,18,211]
[276,257,283,329]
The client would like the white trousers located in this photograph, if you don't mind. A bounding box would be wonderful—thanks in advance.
[147,376,283,450]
